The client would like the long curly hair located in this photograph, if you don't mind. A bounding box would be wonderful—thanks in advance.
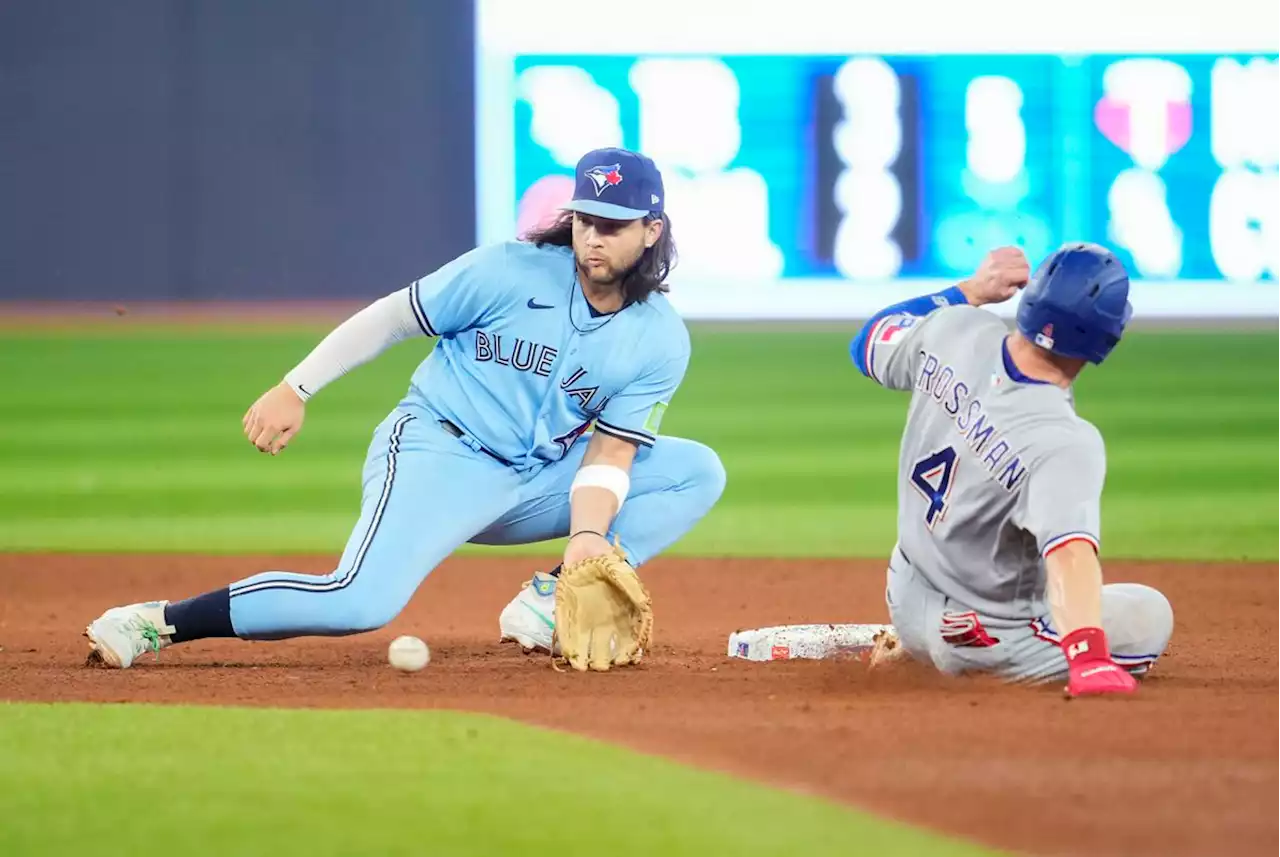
[522,212,678,305]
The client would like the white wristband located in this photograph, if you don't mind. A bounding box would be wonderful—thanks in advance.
[570,464,630,513]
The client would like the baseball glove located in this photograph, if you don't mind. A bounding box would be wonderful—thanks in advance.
[553,546,653,672]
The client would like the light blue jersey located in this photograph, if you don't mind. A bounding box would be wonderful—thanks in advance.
[224,239,722,642]
[88,147,727,665]
[406,241,690,469]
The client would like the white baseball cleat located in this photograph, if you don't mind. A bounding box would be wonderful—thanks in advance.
[498,571,559,655]
[84,601,175,669]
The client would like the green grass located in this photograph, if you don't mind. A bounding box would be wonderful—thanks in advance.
[0,326,1271,856]
[0,326,1275,559]
[0,702,1001,857]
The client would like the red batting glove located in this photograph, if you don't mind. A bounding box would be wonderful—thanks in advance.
[1061,627,1137,699]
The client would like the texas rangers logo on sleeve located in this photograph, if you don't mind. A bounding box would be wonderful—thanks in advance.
[877,314,916,346]
[585,164,624,196]
[863,314,916,384]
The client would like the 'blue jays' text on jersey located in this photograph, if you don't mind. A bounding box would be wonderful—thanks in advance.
[404,241,691,470]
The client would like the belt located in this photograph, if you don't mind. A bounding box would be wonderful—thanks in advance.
[439,419,513,466]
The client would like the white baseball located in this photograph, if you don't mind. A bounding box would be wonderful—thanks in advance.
[388,635,430,672]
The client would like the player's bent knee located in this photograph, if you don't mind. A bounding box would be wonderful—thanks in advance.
[1114,582,1174,638]
[1136,584,1174,651]
[321,577,416,634]
[330,599,404,635]
[1103,582,1175,671]
[683,442,727,506]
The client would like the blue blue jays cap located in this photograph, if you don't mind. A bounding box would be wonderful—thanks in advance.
[560,147,665,221]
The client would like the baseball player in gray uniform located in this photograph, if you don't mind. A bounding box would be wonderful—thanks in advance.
[850,243,1174,697]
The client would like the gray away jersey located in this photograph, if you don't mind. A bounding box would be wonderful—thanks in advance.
[863,304,1106,621]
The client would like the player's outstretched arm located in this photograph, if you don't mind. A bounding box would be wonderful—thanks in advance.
[1019,426,1134,698]
[241,242,511,454]
[848,283,969,382]
[242,287,426,454]
[1045,540,1103,634]
[849,247,1031,382]
[1046,541,1138,698]
[561,342,684,563]
[563,431,638,566]
[552,430,656,673]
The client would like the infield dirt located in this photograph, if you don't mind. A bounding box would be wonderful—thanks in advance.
[0,555,1274,857]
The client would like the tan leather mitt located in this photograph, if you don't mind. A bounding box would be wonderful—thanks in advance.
[553,549,653,672]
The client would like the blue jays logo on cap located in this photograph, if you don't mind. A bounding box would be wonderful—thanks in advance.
[561,147,665,221]
[584,163,624,196]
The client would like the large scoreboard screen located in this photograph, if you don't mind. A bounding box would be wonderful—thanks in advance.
[477,0,1278,316]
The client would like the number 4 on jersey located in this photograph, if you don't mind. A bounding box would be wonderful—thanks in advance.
[911,447,958,529]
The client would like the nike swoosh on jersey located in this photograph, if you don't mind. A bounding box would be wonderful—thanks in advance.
[526,298,554,310]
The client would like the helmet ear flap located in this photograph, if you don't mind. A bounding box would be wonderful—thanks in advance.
[1087,296,1134,365]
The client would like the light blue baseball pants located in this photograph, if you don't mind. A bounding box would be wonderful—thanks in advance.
[227,406,726,639]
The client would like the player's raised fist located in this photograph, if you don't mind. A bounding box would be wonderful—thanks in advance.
[242,381,306,455]
[961,246,1031,306]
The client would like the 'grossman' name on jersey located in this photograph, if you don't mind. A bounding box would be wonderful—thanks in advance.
[915,351,1028,494]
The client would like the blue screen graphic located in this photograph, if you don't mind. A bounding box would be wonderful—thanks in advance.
[510,54,1278,284]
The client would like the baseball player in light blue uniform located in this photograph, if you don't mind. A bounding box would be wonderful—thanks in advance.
[85,147,727,668]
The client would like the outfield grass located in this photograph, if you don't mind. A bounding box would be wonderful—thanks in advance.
[0,326,1275,559]
[0,702,1002,857]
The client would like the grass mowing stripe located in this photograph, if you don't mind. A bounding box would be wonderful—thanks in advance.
[0,702,1003,857]
[0,500,1268,559]
[1,328,1275,558]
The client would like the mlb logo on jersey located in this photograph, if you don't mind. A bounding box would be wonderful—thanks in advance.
[1034,323,1055,350]
[584,164,624,197]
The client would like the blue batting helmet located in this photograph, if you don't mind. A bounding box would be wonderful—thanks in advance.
[1016,243,1133,365]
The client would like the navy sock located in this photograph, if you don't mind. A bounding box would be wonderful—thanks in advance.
[548,564,563,578]
[164,588,234,643]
